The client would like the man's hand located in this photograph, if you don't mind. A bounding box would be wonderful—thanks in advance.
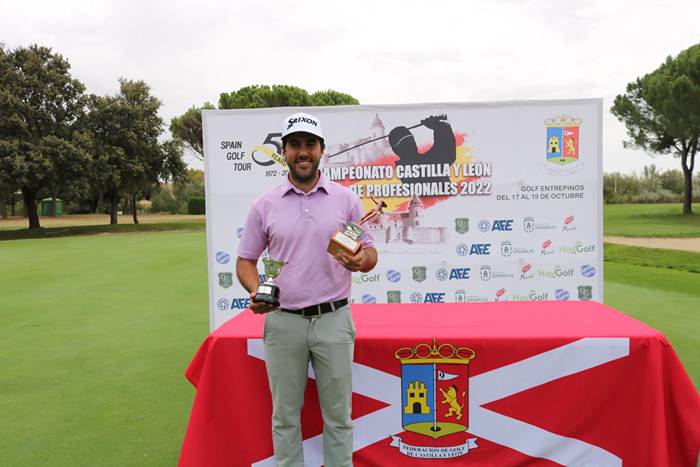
[421,114,447,130]
[334,247,367,273]
[248,291,278,314]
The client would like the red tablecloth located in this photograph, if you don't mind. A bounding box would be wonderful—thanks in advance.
[179,301,700,466]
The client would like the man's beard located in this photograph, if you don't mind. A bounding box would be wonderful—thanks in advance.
[288,157,319,184]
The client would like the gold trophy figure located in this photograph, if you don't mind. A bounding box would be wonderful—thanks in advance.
[327,197,387,256]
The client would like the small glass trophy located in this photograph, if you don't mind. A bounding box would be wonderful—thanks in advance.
[253,258,285,306]
[327,197,387,256]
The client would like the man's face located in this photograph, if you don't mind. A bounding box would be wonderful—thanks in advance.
[283,132,324,184]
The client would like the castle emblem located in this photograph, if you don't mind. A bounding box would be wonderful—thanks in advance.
[545,116,582,165]
[390,340,478,458]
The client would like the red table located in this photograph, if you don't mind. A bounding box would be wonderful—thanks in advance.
[179,302,700,466]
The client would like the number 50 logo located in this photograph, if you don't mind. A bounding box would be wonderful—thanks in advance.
[250,133,288,167]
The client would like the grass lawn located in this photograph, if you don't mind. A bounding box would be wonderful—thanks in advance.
[0,232,209,466]
[1,232,697,466]
[604,203,700,237]
[604,245,700,389]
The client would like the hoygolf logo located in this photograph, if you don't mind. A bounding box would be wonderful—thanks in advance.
[538,266,575,279]
[559,241,595,255]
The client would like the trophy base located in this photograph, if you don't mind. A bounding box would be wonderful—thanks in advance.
[253,283,280,307]
[327,231,361,256]
[253,294,279,306]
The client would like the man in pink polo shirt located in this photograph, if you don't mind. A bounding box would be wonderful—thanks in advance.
[236,112,378,467]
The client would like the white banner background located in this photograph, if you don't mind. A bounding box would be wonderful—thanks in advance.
[204,100,603,330]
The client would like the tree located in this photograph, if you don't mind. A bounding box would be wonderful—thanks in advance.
[171,85,359,160]
[612,43,700,214]
[0,44,90,229]
[84,79,185,224]
[309,89,360,106]
[169,103,214,160]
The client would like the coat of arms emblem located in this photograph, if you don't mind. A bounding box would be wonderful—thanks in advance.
[546,116,581,165]
[454,218,469,234]
[218,272,233,289]
[412,266,427,283]
[391,339,478,458]
[387,290,402,303]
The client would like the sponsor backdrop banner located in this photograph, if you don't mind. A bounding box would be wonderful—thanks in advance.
[203,100,603,330]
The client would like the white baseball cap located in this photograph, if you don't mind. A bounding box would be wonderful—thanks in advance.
[282,112,324,140]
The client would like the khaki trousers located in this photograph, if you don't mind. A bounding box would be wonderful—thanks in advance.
[263,305,355,467]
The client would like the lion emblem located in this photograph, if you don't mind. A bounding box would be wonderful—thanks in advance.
[439,385,466,420]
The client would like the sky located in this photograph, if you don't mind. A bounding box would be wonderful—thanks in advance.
[2,0,698,174]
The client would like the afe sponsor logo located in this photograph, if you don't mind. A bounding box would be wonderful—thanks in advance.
[352,273,380,284]
[559,241,595,254]
[236,228,245,239]
[540,239,554,255]
[229,297,252,310]
[562,215,577,231]
[520,263,534,280]
[471,243,491,255]
[216,298,230,311]
[538,266,575,279]
[216,251,231,264]
[479,219,513,232]
[456,243,491,256]
[500,241,535,257]
[512,289,550,301]
[436,267,471,281]
[220,140,252,171]
[523,217,556,233]
[411,292,446,303]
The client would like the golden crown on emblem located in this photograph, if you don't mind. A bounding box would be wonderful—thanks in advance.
[544,116,583,127]
[395,338,475,364]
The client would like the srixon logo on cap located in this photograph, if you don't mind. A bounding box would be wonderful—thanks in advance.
[287,116,318,129]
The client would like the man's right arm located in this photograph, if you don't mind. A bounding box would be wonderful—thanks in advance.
[236,257,260,293]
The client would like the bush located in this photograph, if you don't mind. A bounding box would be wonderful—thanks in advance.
[150,187,185,214]
[187,197,205,214]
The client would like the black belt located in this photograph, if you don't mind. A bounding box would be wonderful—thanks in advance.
[282,299,348,317]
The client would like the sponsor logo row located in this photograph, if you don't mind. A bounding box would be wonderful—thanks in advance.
[213,263,597,291]
[214,285,595,311]
[226,214,580,254]
[454,216,578,234]
[455,240,594,257]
